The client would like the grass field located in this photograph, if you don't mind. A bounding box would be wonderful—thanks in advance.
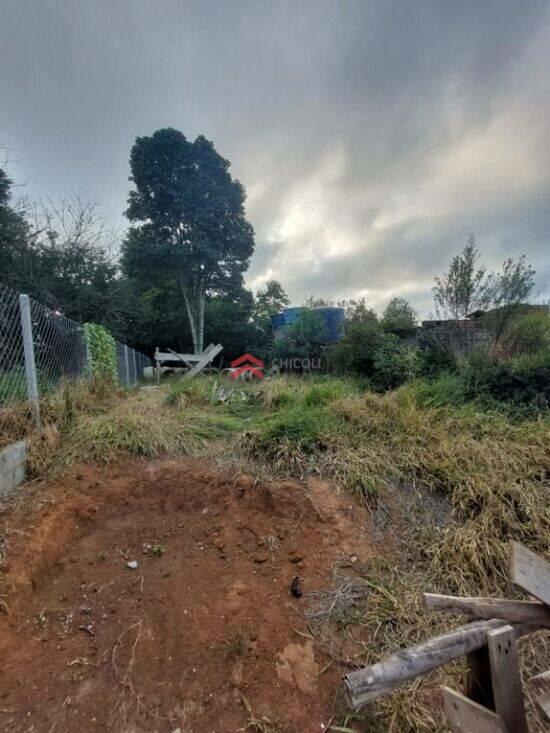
[2,373,549,731]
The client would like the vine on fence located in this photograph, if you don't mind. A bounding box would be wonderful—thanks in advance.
[84,323,117,381]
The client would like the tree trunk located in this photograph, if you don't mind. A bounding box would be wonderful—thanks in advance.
[179,277,205,354]
[197,287,205,354]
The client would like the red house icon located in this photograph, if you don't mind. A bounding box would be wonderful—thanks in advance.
[230,353,264,380]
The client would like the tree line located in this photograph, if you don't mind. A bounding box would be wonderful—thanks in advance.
[0,128,537,365]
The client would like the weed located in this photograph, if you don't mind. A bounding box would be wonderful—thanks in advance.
[219,631,249,659]
[240,693,281,732]
[305,564,369,631]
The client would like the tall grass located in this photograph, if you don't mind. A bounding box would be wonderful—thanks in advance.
[11,373,549,730]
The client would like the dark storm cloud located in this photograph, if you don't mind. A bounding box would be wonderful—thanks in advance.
[1,0,549,313]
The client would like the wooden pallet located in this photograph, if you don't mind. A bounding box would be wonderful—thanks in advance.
[344,542,550,731]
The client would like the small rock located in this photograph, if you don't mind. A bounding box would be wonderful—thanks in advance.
[350,554,358,564]
[127,560,139,570]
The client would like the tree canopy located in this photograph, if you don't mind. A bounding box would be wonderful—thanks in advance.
[433,236,536,320]
[381,297,417,337]
[122,128,255,353]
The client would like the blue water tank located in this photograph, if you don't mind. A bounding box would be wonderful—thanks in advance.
[271,313,285,329]
[283,307,305,325]
[314,307,345,342]
[271,306,345,342]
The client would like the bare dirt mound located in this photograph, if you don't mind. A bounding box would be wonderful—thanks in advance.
[0,458,374,732]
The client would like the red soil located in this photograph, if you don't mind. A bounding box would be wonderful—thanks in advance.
[0,457,374,733]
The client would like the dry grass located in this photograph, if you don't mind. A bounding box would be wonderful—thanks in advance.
[3,374,549,731]
[241,382,550,731]
[305,562,369,630]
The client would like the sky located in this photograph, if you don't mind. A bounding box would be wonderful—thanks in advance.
[1,0,549,316]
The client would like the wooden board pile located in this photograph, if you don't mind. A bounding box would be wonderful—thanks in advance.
[344,542,550,732]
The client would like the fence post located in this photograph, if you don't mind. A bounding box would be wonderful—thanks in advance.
[132,349,137,385]
[82,327,93,380]
[19,294,40,427]
[123,345,130,387]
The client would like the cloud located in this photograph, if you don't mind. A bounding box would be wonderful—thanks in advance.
[1,0,549,315]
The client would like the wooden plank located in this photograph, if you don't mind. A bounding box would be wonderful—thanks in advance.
[344,618,507,708]
[530,669,550,692]
[443,687,507,733]
[154,351,204,363]
[536,691,550,721]
[183,344,223,380]
[424,593,550,627]
[511,541,550,606]
[487,625,528,733]
[167,348,193,369]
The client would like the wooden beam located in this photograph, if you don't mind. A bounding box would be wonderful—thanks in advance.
[423,593,550,626]
[443,687,507,733]
[536,691,550,721]
[183,344,223,380]
[167,348,193,369]
[154,351,203,363]
[487,626,528,733]
[530,669,550,692]
[511,542,550,606]
[344,618,507,708]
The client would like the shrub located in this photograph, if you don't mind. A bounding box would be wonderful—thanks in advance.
[329,316,383,375]
[381,297,417,337]
[302,380,353,406]
[84,323,117,382]
[463,348,550,407]
[256,404,329,452]
[371,334,418,390]
[496,310,550,357]
[404,372,466,409]
[417,329,458,376]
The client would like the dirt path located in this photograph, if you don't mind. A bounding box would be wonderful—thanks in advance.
[0,458,374,732]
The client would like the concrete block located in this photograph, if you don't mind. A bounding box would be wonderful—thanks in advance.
[0,440,27,497]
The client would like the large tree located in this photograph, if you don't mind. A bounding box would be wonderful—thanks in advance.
[0,168,35,291]
[0,177,122,329]
[31,195,119,324]
[381,297,417,337]
[123,128,255,353]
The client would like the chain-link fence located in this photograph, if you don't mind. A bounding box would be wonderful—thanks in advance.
[115,340,151,388]
[0,282,151,411]
[0,285,26,407]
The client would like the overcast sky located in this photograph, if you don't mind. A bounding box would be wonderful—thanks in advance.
[1,0,549,315]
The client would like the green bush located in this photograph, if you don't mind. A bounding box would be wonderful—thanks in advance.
[302,380,353,406]
[371,334,419,390]
[255,403,332,452]
[497,310,550,357]
[417,330,458,376]
[329,316,383,375]
[463,349,550,407]
[84,323,117,382]
[404,372,467,409]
